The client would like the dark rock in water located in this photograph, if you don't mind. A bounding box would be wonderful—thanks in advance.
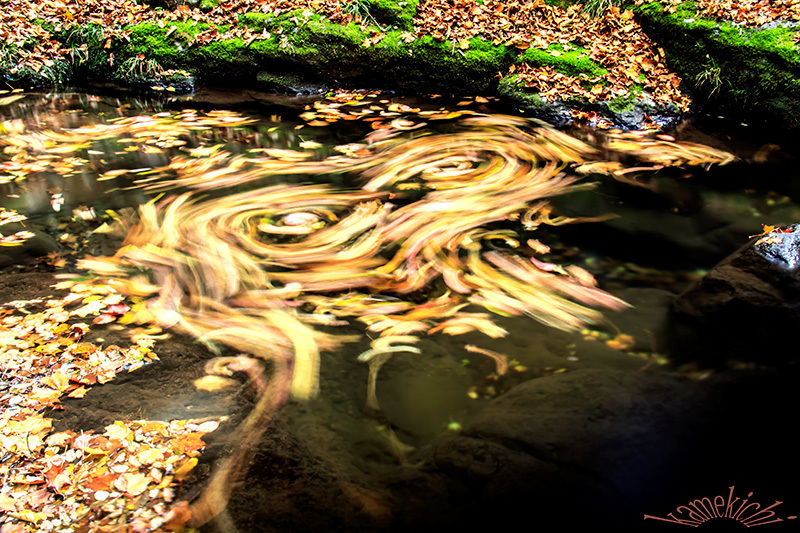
[385,368,799,530]
[256,71,329,95]
[498,76,682,130]
[0,224,58,268]
[668,224,800,366]
[393,369,700,528]
[120,71,196,95]
[755,224,800,269]
[596,94,683,130]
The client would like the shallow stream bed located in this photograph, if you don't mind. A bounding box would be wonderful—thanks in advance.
[1,89,798,532]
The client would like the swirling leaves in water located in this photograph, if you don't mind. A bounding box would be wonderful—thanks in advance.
[79,116,635,396]
[77,116,735,390]
[71,112,735,527]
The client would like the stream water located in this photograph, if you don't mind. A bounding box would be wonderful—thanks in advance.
[1,89,798,531]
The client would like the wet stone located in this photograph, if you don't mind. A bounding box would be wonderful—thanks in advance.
[754,224,800,269]
[668,225,800,366]
[380,367,799,530]
[0,226,58,268]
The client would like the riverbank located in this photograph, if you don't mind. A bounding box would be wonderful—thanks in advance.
[5,0,796,130]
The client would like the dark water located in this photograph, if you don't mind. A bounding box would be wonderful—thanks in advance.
[2,89,799,531]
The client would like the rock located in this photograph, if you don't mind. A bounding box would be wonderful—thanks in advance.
[399,369,705,528]
[0,224,58,268]
[600,95,681,130]
[385,367,800,529]
[256,71,329,95]
[668,224,800,366]
[123,72,196,95]
[499,78,683,130]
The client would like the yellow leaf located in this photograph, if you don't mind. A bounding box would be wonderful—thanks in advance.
[193,375,239,392]
[173,457,198,479]
[8,509,47,524]
[104,422,131,441]
[136,448,165,464]
[0,94,26,106]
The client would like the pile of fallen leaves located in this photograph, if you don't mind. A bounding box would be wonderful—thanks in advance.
[0,281,217,532]
[415,1,690,110]
[645,0,800,26]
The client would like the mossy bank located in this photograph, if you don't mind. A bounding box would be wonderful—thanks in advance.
[634,1,800,129]
[4,1,799,130]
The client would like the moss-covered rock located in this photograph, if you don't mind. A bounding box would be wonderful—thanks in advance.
[360,0,419,30]
[498,75,575,126]
[96,13,514,95]
[634,1,800,129]
[255,70,328,94]
[0,21,75,88]
[0,46,72,88]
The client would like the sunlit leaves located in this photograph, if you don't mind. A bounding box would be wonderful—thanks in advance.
[0,207,33,247]
[0,282,217,533]
[659,0,800,26]
[0,417,217,532]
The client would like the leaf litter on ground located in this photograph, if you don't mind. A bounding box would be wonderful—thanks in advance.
[0,280,219,533]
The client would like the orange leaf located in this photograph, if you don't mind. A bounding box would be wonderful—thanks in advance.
[85,473,118,491]
[41,372,71,392]
[67,386,89,398]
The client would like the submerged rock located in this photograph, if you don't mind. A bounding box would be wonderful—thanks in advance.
[668,224,800,366]
[383,367,799,529]
[0,224,58,269]
[256,70,329,95]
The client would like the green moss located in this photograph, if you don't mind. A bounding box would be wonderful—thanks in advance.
[363,0,419,30]
[520,44,607,78]
[498,74,545,107]
[392,35,513,93]
[635,1,800,127]
[606,85,642,114]
[126,21,206,65]
[241,12,275,30]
